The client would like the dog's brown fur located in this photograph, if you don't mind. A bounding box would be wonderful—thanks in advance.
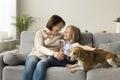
[69,46,118,71]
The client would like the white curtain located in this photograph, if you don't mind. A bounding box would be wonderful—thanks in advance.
[0,0,16,40]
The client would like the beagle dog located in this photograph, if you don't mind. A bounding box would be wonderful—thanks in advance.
[67,46,119,72]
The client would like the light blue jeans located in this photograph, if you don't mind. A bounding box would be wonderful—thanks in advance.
[22,55,75,80]
[22,55,51,80]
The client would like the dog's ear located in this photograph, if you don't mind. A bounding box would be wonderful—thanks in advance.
[70,47,74,52]
[78,47,88,60]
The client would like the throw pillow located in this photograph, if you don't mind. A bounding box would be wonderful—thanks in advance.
[3,50,27,66]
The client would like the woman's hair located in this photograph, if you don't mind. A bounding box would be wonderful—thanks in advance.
[46,15,65,30]
[66,25,81,43]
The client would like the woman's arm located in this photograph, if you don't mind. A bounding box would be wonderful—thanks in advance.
[34,30,54,56]
[35,30,65,60]
[59,41,64,52]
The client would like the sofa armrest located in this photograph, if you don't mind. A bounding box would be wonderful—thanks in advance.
[0,50,23,80]
[0,52,7,80]
[0,50,19,80]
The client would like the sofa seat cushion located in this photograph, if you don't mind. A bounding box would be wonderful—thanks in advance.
[3,66,86,80]
[87,68,120,80]
[46,67,86,80]
[3,65,24,80]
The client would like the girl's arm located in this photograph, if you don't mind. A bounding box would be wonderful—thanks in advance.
[79,45,103,51]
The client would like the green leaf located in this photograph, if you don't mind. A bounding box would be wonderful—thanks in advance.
[11,14,40,33]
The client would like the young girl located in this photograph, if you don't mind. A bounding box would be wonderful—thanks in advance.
[48,25,100,67]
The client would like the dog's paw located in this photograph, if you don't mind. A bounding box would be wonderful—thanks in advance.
[69,69,76,73]
[66,64,73,69]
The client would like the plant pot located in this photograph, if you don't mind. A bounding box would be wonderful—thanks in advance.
[116,22,120,33]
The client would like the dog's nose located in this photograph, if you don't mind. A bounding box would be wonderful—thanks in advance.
[67,56,70,60]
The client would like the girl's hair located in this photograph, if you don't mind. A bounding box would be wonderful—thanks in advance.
[66,25,81,43]
[46,15,65,30]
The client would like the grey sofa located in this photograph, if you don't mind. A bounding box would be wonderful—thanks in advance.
[0,31,120,80]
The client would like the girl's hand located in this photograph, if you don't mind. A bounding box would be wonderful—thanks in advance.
[53,52,65,60]
[94,48,104,51]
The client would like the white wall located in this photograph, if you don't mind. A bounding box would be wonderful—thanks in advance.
[19,0,120,33]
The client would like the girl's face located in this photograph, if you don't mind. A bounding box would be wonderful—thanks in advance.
[52,22,64,34]
[63,27,73,40]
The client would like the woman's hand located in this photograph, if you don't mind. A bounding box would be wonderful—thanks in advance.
[53,52,65,60]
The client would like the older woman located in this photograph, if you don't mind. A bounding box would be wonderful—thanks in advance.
[22,15,65,80]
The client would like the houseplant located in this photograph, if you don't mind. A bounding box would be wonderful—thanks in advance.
[12,14,38,39]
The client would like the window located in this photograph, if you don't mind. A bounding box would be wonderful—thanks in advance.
[0,0,16,40]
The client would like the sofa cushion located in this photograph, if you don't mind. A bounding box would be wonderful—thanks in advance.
[3,51,27,66]
[20,31,36,54]
[98,41,120,55]
[3,65,24,80]
[20,31,93,55]
[46,67,86,80]
[3,66,86,80]
[93,33,120,47]
[87,68,120,80]
[98,41,120,66]
[80,32,93,46]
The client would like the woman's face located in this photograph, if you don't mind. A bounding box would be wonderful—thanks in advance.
[52,22,64,34]
[63,27,73,40]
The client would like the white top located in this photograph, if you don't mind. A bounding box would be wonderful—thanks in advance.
[61,39,80,55]
[30,30,62,59]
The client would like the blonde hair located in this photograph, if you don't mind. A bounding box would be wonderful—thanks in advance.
[65,25,81,43]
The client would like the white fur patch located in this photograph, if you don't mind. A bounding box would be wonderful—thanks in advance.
[69,51,77,61]
[107,58,118,68]
[77,58,83,66]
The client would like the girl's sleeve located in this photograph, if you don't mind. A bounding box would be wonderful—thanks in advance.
[60,39,65,44]
[72,43,81,47]
[34,30,54,56]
